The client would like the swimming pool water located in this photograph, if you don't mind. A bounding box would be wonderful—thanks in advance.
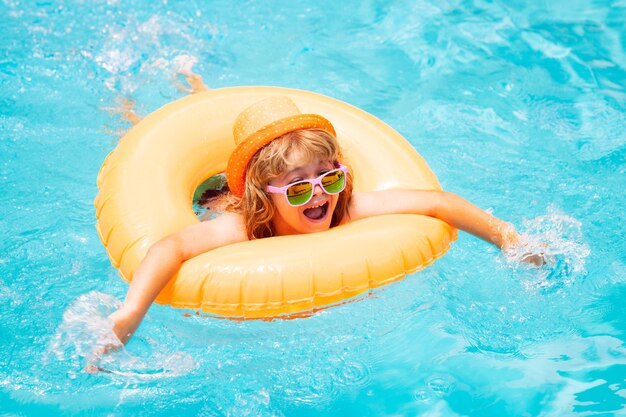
[1,0,625,416]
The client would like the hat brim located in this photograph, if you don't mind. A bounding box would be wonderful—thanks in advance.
[226,114,336,198]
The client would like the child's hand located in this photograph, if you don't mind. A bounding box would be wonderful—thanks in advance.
[519,251,547,267]
[108,307,140,345]
[85,340,123,374]
[84,319,124,374]
[84,307,137,374]
[505,237,552,267]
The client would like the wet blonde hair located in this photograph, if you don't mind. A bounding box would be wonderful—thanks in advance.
[232,129,353,239]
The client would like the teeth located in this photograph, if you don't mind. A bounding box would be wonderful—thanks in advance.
[308,201,326,209]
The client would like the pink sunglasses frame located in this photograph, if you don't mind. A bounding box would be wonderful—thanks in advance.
[266,164,348,207]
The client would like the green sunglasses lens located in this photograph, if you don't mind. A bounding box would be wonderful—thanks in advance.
[321,170,345,193]
[286,182,313,205]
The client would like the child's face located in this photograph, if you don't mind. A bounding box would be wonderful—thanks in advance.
[268,155,340,236]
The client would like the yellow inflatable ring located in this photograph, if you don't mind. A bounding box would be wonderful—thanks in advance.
[95,86,457,318]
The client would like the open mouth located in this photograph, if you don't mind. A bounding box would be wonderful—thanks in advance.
[303,201,329,220]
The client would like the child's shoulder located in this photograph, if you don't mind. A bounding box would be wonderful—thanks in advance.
[210,211,246,235]
[191,211,248,245]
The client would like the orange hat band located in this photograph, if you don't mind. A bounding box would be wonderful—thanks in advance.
[226,113,336,198]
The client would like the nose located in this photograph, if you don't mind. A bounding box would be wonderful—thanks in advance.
[313,184,324,195]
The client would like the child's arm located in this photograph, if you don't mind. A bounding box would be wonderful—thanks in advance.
[349,190,520,249]
[109,213,247,344]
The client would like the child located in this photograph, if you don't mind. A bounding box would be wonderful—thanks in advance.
[107,95,539,346]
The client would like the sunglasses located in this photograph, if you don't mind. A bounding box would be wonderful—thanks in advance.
[266,164,348,207]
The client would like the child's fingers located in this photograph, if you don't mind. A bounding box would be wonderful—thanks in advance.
[85,341,123,374]
[520,252,546,266]
[85,363,101,374]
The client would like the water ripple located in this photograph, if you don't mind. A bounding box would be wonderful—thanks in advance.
[333,360,372,390]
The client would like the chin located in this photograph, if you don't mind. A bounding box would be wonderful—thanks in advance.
[299,219,332,234]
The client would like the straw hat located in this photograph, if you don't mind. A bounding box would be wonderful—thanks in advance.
[226,96,336,197]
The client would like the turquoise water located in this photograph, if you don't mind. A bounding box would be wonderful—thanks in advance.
[1,0,625,415]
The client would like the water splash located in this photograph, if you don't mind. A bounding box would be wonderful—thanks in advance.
[47,291,195,380]
[502,206,590,292]
[48,291,122,372]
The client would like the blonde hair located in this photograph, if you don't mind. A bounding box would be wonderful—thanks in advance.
[230,129,352,239]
